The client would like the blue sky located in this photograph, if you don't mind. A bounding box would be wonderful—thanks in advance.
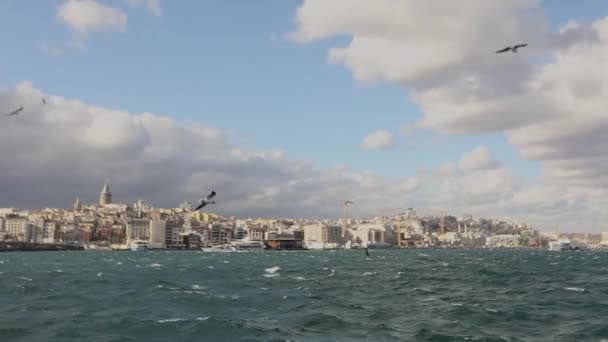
[0,0,605,182]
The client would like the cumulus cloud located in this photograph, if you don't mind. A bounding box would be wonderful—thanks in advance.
[360,130,395,150]
[289,1,608,231]
[57,0,127,40]
[458,146,502,173]
[124,0,162,18]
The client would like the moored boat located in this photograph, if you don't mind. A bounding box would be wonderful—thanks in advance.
[129,240,149,251]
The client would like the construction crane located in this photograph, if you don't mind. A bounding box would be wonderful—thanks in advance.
[439,210,446,235]
[340,200,354,236]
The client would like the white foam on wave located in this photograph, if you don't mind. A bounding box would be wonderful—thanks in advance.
[149,263,162,268]
[485,308,499,313]
[97,272,103,277]
[18,276,32,282]
[157,318,188,323]
[223,260,230,264]
[564,287,586,292]
[55,269,63,273]
[294,276,306,281]
[418,253,429,257]
[265,266,280,274]
[196,317,210,321]
[363,272,375,277]
[116,262,123,265]
[208,266,214,269]
[192,284,205,290]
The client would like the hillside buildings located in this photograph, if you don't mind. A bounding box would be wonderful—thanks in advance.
[0,181,590,250]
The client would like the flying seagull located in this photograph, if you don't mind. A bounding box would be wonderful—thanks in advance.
[5,106,23,116]
[495,43,528,54]
[42,98,46,105]
[344,200,354,205]
[194,191,216,211]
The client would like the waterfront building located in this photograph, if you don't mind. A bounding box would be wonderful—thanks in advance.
[4,215,29,241]
[165,219,185,248]
[126,219,150,243]
[265,230,306,250]
[246,225,265,241]
[149,220,166,249]
[303,223,342,244]
[350,223,386,247]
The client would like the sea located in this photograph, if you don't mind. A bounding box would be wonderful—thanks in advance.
[1,249,607,342]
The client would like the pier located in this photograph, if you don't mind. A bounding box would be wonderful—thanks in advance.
[0,242,84,252]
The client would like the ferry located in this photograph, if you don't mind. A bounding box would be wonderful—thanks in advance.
[548,239,579,251]
[129,240,149,251]
[201,245,237,253]
[230,239,265,252]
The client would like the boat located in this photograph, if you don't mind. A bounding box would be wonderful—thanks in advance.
[230,239,265,251]
[129,240,149,251]
[201,245,237,253]
[548,239,579,251]
[305,241,340,250]
[367,242,397,249]
[84,244,112,251]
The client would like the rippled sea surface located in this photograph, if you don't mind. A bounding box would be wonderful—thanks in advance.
[1,249,608,341]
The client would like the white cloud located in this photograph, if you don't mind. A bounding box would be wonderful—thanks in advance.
[124,0,162,18]
[458,146,502,173]
[360,130,395,150]
[57,0,127,40]
[437,163,455,176]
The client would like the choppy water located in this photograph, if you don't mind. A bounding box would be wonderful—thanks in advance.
[1,249,607,342]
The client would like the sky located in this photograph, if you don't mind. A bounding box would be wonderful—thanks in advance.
[1,0,608,232]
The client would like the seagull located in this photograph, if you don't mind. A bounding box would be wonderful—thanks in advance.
[194,191,216,211]
[42,98,46,105]
[344,200,354,205]
[5,106,23,116]
[495,43,528,54]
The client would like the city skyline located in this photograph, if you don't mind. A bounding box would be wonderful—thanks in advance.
[1,1,608,232]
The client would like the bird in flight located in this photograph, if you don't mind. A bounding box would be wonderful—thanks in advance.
[344,200,354,205]
[194,191,217,211]
[495,43,528,54]
[42,98,46,105]
[5,106,23,116]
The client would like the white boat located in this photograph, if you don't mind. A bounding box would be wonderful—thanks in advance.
[129,240,149,251]
[230,239,265,251]
[201,245,237,253]
[305,241,340,250]
[548,239,579,251]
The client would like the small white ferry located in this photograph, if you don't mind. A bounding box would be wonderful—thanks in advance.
[548,239,579,251]
[201,245,236,253]
[129,240,149,251]
[231,239,265,252]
